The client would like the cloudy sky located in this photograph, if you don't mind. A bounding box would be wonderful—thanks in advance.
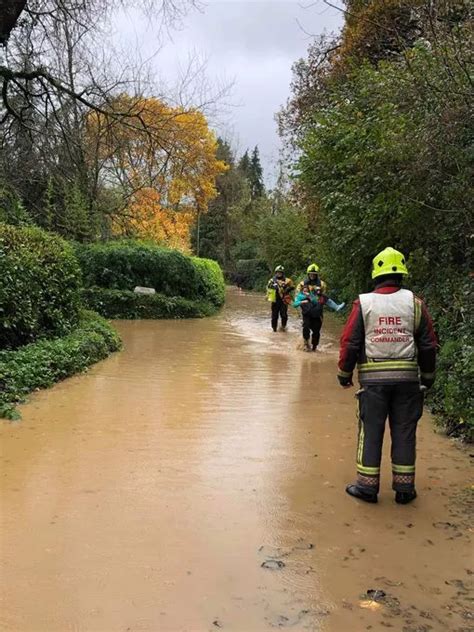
[115,1,343,183]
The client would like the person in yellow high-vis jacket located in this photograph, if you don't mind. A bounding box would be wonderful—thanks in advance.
[338,247,437,505]
[267,265,294,332]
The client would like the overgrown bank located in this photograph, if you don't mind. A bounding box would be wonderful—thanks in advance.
[0,311,121,420]
[0,223,121,419]
[279,1,473,439]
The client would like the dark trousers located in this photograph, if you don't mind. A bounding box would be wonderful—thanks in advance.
[355,383,424,493]
[271,301,288,330]
[302,315,322,348]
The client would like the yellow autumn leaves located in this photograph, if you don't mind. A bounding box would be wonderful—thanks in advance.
[86,95,227,251]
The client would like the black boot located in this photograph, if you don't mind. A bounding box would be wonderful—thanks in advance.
[345,484,378,504]
[395,490,417,504]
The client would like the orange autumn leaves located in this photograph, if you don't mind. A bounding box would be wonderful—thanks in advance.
[126,188,194,251]
[87,96,227,250]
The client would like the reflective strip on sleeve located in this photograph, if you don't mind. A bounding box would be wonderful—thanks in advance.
[338,370,353,378]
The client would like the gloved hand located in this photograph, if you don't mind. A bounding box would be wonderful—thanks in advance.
[420,376,434,390]
[338,375,353,388]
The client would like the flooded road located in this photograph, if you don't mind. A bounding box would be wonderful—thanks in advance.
[1,289,472,631]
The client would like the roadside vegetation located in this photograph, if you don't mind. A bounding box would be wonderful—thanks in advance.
[0,224,121,419]
[77,241,225,319]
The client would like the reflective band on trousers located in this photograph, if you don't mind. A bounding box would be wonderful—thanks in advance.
[359,289,416,361]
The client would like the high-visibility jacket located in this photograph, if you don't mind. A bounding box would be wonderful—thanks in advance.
[296,276,327,295]
[338,282,437,386]
[267,276,294,303]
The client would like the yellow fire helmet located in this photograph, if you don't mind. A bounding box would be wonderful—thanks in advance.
[307,263,320,274]
[371,247,409,279]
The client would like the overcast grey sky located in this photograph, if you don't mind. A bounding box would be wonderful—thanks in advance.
[115,1,343,184]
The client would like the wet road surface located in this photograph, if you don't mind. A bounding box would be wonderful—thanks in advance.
[1,289,472,631]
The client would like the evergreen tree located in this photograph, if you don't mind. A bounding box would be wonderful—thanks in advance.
[60,181,94,242]
[238,150,251,179]
[0,182,32,226]
[249,146,264,199]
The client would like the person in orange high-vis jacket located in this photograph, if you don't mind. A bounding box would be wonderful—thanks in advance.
[338,247,437,505]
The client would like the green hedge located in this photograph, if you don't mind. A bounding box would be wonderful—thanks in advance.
[75,241,225,308]
[422,277,474,440]
[0,310,121,420]
[191,256,225,307]
[82,287,215,319]
[429,338,473,439]
[0,223,81,349]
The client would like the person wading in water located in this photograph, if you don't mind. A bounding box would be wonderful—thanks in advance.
[267,265,294,332]
[294,263,344,351]
[294,281,345,351]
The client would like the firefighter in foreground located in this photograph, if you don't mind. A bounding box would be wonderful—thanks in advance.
[337,247,437,504]
[267,265,294,332]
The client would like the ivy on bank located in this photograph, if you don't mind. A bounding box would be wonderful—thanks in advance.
[0,311,121,420]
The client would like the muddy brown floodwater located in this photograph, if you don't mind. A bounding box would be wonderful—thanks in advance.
[1,288,472,632]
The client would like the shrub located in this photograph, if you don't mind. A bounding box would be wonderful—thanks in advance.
[0,223,82,349]
[76,241,195,294]
[82,287,215,319]
[428,337,474,440]
[191,257,225,307]
[0,310,121,420]
[75,240,225,313]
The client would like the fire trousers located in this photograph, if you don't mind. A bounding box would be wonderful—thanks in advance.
[302,315,322,348]
[271,301,288,331]
[355,383,424,494]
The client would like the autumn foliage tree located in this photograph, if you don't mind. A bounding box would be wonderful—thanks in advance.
[87,95,227,250]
